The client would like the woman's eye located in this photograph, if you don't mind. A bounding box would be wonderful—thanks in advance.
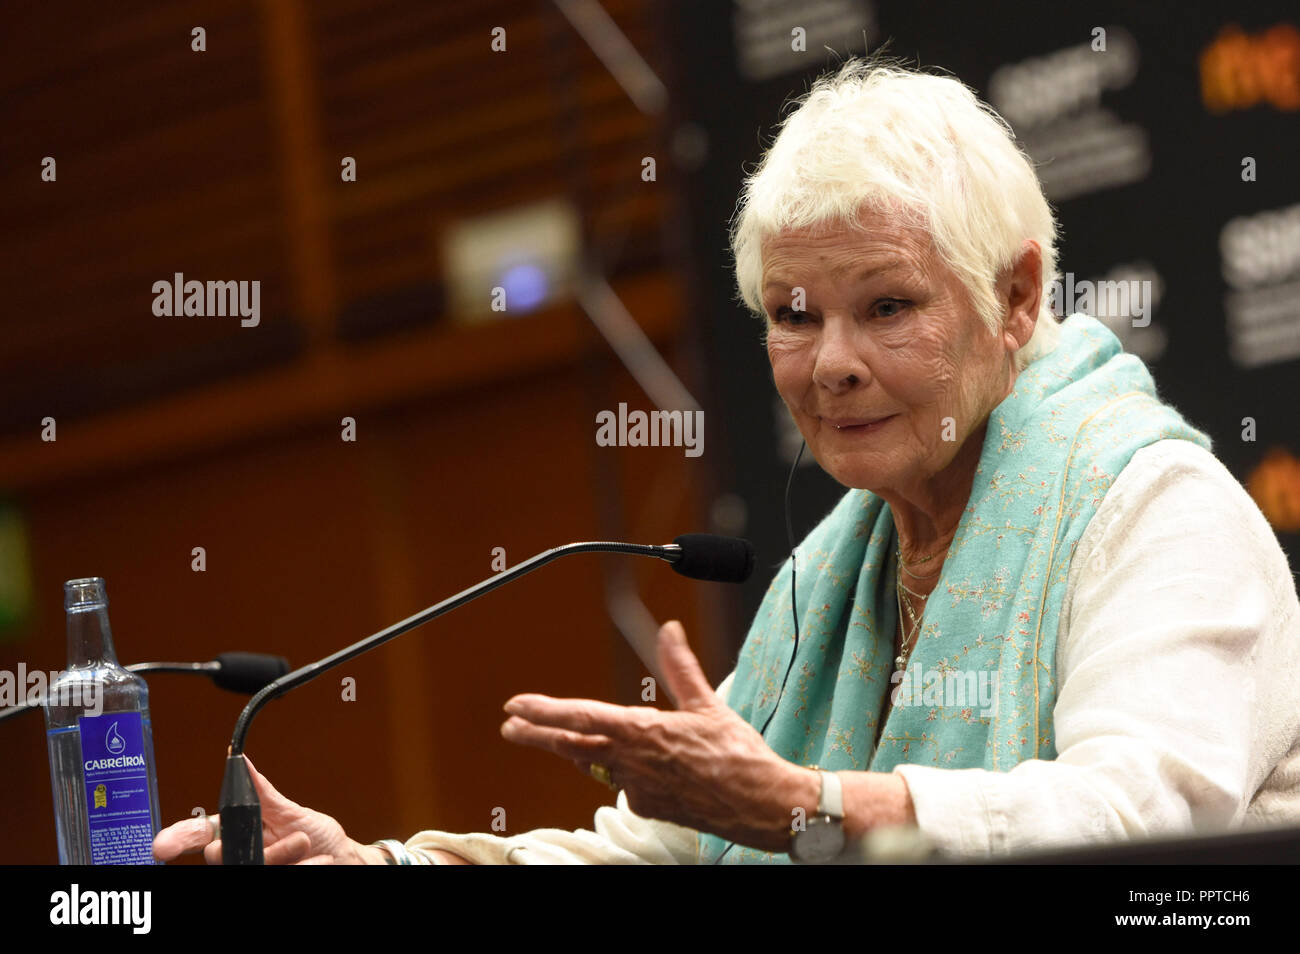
[771,301,908,323]
[872,298,910,318]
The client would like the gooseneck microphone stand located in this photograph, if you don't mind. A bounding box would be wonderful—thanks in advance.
[220,536,752,864]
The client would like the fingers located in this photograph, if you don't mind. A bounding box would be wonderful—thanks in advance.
[153,813,219,862]
[503,695,637,736]
[154,759,322,865]
[264,830,312,865]
[204,838,223,866]
[243,756,297,810]
[198,828,313,865]
[655,620,716,710]
[500,716,614,762]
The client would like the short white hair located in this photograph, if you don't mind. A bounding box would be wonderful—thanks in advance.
[731,56,1062,370]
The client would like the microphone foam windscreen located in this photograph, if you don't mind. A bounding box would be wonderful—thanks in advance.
[671,534,755,583]
[213,652,291,694]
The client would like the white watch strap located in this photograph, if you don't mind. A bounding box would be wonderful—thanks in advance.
[818,770,844,819]
[375,839,414,865]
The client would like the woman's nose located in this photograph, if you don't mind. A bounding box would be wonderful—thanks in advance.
[812,318,867,391]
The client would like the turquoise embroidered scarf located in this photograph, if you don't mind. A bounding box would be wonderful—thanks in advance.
[698,314,1212,864]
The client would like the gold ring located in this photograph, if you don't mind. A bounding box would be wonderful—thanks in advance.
[589,762,616,790]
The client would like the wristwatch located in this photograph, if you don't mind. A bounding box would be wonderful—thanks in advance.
[789,767,845,864]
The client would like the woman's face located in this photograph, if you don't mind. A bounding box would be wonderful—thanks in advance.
[762,209,1021,494]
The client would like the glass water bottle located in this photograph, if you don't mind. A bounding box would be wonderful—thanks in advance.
[43,577,162,864]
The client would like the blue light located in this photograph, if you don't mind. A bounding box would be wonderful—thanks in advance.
[499,263,549,314]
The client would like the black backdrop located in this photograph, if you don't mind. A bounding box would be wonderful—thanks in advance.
[667,0,1300,638]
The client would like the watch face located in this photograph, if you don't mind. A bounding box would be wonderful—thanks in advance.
[792,817,846,864]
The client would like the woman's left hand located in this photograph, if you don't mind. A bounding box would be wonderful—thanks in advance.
[500,620,817,852]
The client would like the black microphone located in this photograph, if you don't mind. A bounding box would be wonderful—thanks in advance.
[0,652,291,725]
[218,533,755,865]
[667,534,755,583]
[208,652,292,694]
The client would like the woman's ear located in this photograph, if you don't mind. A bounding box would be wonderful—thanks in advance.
[1001,240,1042,351]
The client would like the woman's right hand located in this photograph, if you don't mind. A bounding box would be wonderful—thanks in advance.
[151,756,382,865]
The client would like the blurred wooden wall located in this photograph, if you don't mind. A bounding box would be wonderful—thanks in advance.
[0,0,726,863]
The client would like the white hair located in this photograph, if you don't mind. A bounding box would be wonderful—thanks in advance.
[731,56,1063,370]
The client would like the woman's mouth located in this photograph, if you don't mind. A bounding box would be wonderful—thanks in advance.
[824,415,897,433]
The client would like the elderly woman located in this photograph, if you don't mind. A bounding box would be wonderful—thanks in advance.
[154,58,1300,866]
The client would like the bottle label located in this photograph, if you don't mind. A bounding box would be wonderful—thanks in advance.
[78,712,154,865]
